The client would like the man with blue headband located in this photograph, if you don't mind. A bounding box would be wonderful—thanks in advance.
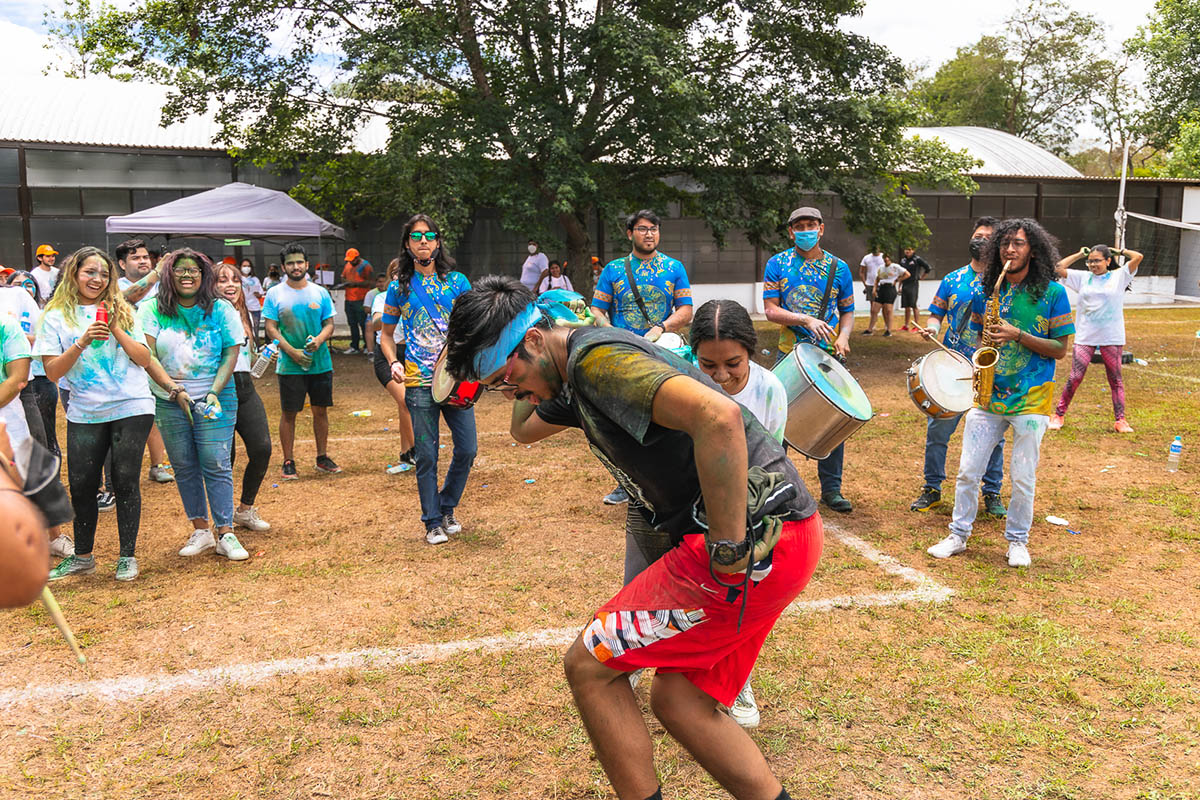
[444,275,822,800]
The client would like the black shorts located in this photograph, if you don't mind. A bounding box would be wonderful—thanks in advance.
[900,278,920,308]
[874,283,898,304]
[372,350,395,388]
[278,371,334,413]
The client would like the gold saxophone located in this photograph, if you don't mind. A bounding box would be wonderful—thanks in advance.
[972,259,1011,406]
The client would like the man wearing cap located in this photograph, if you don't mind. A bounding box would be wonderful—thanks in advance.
[762,206,856,513]
[341,249,372,354]
[32,245,59,302]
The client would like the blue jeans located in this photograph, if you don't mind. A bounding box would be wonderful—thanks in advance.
[156,385,238,529]
[405,386,477,530]
[924,411,1004,495]
[775,347,845,496]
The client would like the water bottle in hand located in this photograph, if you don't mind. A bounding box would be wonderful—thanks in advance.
[1167,436,1183,473]
[251,340,280,378]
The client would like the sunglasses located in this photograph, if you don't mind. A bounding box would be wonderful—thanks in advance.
[409,231,439,242]
[483,351,520,393]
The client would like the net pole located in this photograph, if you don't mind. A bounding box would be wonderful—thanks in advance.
[1115,140,1130,258]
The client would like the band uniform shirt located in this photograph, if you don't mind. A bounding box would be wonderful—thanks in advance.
[534,327,816,543]
[380,271,471,388]
[261,282,336,376]
[762,248,854,355]
[592,252,693,336]
[929,264,986,358]
[968,281,1074,416]
[1060,266,1133,347]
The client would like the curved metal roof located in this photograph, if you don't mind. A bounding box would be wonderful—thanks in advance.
[906,126,1082,178]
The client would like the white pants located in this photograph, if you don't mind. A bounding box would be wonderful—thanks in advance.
[949,408,1048,545]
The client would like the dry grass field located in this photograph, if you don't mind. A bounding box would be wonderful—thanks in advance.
[2,306,1198,800]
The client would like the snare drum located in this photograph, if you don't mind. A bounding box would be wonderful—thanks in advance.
[431,347,484,408]
[772,343,873,459]
[906,349,973,419]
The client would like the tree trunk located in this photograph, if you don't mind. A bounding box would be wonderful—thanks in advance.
[560,208,595,298]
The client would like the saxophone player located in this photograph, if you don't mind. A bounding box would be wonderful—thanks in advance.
[927,219,1073,568]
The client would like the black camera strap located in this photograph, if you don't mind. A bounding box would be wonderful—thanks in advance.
[623,256,657,329]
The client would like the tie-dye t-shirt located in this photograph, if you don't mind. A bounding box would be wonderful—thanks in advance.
[381,271,471,388]
[0,316,33,458]
[261,282,336,375]
[592,253,693,336]
[729,361,788,445]
[34,304,155,424]
[968,281,1074,416]
[928,264,986,358]
[0,287,43,377]
[762,248,855,355]
[1060,266,1132,346]
[139,298,244,399]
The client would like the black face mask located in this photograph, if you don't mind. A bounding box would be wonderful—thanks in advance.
[968,237,988,260]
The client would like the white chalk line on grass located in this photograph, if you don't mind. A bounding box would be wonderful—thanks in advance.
[0,524,951,710]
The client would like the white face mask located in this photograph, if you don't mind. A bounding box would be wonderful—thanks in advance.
[527,245,537,254]
[241,266,251,276]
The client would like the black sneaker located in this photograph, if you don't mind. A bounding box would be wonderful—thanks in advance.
[820,491,852,513]
[97,491,116,512]
[910,487,942,512]
[281,460,299,480]
[400,447,416,466]
[982,492,1007,518]
[315,455,342,474]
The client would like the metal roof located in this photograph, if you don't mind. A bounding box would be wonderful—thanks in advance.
[907,126,1083,178]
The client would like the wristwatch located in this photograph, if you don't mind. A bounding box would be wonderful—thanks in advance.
[707,537,751,567]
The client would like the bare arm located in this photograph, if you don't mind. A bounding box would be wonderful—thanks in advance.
[988,323,1070,360]
[122,269,161,305]
[1119,247,1143,276]
[110,324,151,369]
[0,358,29,408]
[833,309,854,357]
[308,317,336,350]
[661,303,693,334]
[1056,248,1088,279]
[510,400,568,443]
[588,306,613,327]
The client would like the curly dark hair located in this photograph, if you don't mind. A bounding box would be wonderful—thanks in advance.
[445,275,546,380]
[983,218,1060,301]
[394,214,457,297]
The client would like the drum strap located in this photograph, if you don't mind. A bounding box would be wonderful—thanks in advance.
[816,254,838,326]
[623,256,658,329]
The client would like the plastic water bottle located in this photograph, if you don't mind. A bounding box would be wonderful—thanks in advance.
[1167,436,1183,473]
[192,399,221,421]
[250,340,279,378]
[350,409,372,418]
[19,310,32,334]
[92,303,109,348]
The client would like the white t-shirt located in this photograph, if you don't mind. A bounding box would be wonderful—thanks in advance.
[117,275,159,309]
[860,253,884,286]
[0,316,33,468]
[34,304,154,424]
[520,252,549,289]
[32,267,59,303]
[1061,266,1133,346]
[729,361,789,445]
[371,291,403,347]
[537,273,574,294]
[876,262,905,286]
[242,276,265,312]
[0,287,42,377]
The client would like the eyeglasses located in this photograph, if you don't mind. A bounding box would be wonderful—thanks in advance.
[1003,239,1029,248]
[632,226,659,235]
[173,266,202,277]
[79,270,111,281]
[483,351,520,393]
[409,231,439,242]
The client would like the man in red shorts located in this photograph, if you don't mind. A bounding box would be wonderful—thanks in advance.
[443,276,823,800]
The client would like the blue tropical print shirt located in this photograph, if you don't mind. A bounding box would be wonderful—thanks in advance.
[381,271,472,388]
[929,264,987,358]
[591,252,692,336]
[762,248,854,355]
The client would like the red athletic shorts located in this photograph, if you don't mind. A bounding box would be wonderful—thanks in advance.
[582,514,824,706]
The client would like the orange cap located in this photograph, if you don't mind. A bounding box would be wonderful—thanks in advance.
[344,248,360,262]
[221,256,237,265]
[35,244,58,257]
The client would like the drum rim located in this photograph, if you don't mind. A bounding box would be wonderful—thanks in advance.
[790,343,872,421]
[915,348,973,411]
[430,347,455,404]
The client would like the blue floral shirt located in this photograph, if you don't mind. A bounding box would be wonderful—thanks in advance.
[928,264,986,358]
[591,252,692,336]
[762,248,854,355]
[381,271,472,388]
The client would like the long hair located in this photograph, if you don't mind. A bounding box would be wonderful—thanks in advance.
[155,248,219,319]
[43,246,137,331]
[983,218,1060,301]
[9,270,42,305]
[690,299,758,356]
[395,214,456,296]
[215,262,255,344]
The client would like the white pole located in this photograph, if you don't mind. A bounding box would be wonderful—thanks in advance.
[1115,140,1131,256]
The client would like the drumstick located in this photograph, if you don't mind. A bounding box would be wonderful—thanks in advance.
[40,586,87,665]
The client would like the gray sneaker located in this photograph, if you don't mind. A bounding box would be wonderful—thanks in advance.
[728,680,760,728]
[425,526,449,545]
[179,528,216,557]
[115,556,139,582]
[603,486,629,505]
[443,514,462,535]
[148,463,175,483]
[232,506,271,531]
[48,555,96,581]
[48,534,75,558]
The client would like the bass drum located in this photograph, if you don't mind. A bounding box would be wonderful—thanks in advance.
[906,349,973,419]
[773,343,873,459]
[431,346,484,408]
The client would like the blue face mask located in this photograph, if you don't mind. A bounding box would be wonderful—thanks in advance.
[793,229,820,251]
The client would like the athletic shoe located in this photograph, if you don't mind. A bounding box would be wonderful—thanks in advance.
[115,556,139,582]
[1114,419,1134,434]
[148,463,175,483]
[215,532,250,561]
[882,330,892,337]
[425,526,449,545]
[48,534,75,558]
[386,462,414,474]
[281,459,299,480]
[603,486,629,505]
[232,506,271,531]
[910,487,942,512]
[728,681,761,729]
[97,491,116,512]
[48,554,95,581]
[982,493,1007,518]
[179,528,216,557]
[820,491,852,513]
[900,325,911,332]
[443,514,463,535]
[861,329,873,335]
[927,534,967,559]
[315,455,342,474]
[1048,414,1065,430]
[400,447,416,466]
[1007,542,1031,568]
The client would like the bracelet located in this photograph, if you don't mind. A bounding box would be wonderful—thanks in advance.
[73,340,86,352]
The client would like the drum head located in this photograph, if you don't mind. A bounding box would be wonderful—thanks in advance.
[918,349,973,413]
[430,347,457,404]
[655,332,684,350]
[793,344,873,421]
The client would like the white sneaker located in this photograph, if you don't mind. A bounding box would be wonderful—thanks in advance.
[179,528,216,557]
[148,463,175,483]
[425,526,449,545]
[215,532,249,561]
[728,681,761,729]
[1007,542,1031,568]
[48,534,75,558]
[927,534,968,559]
[627,668,644,691]
[232,506,271,531]
[442,514,462,535]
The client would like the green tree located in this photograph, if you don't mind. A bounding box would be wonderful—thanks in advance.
[43,0,132,80]
[1154,114,1200,177]
[87,0,976,288]
[1128,0,1200,148]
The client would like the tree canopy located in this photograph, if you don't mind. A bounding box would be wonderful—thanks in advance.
[1129,0,1200,151]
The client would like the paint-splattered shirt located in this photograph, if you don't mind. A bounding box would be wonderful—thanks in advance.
[535,327,816,542]
[0,316,32,457]
[261,282,336,375]
[0,286,42,377]
[381,271,472,388]
[592,253,693,336]
[1060,266,1132,346]
[139,298,244,399]
[728,361,788,445]
[762,248,854,355]
[968,281,1074,416]
[34,305,154,424]
[928,264,986,358]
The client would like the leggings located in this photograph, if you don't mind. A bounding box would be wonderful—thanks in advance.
[66,414,154,557]
[28,377,61,456]
[19,383,48,449]
[61,387,113,493]
[1055,344,1126,420]
[231,371,272,506]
